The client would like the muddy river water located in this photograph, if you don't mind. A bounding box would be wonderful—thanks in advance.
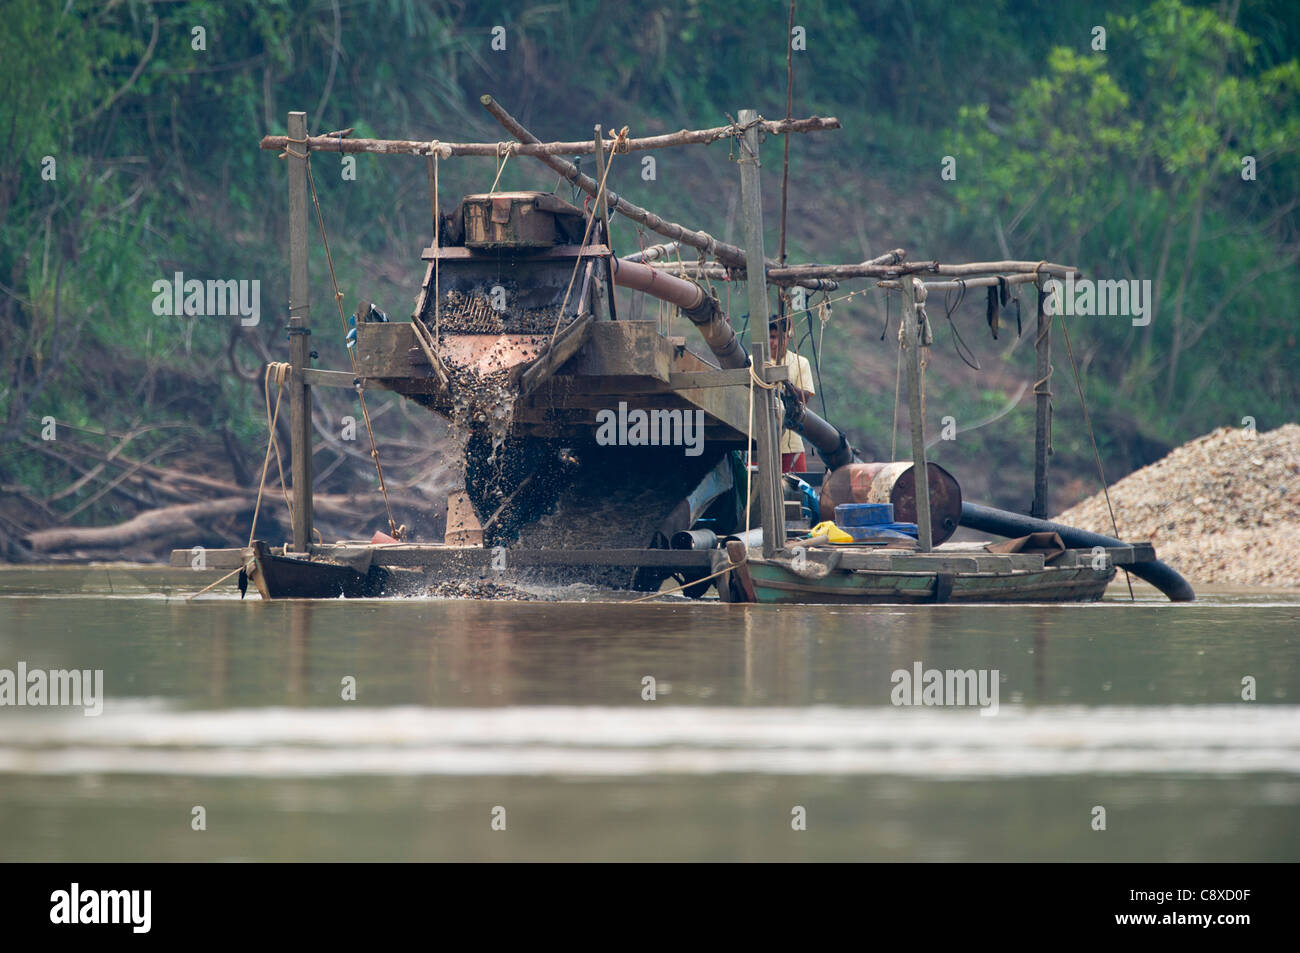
[0,566,1296,861]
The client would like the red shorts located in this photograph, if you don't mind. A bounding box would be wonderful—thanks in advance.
[781,452,806,473]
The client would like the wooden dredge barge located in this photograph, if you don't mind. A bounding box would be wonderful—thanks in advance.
[176,99,1194,604]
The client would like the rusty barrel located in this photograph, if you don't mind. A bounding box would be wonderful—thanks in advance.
[819,462,962,545]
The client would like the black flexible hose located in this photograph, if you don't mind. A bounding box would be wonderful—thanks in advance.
[960,501,1195,602]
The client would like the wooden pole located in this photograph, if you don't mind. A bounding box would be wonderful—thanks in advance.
[778,0,796,269]
[877,271,1043,292]
[737,108,783,558]
[258,115,840,159]
[899,277,933,552]
[750,344,782,558]
[763,259,1078,283]
[1032,281,1052,520]
[286,111,313,552]
[483,95,768,274]
[738,110,770,366]
[592,125,612,242]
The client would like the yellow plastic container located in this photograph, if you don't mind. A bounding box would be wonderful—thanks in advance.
[806,521,855,544]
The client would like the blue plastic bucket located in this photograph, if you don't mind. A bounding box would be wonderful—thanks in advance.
[834,502,894,527]
[845,521,919,542]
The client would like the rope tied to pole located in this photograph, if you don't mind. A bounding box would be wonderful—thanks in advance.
[487,141,515,195]
[1032,278,1055,459]
[278,133,309,161]
[248,362,294,548]
[747,362,779,391]
[548,125,629,348]
[427,151,441,338]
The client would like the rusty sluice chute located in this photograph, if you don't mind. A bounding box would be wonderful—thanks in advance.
[350,190,777,587]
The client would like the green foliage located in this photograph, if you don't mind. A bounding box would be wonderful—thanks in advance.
[1,0,1296,527]
[950,0,1300,438]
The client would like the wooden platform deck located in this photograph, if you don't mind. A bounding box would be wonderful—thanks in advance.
[351,319,778,445]
[171,540,1154,573]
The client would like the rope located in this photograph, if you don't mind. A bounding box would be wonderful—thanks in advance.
[187,565,244,601]
[549,126,628,348]
[748,362,779,390]
[488,141,515,195]
[430,153,440,338]
[1056,310,1136,601]
[804,302,829,419]
[670,240,690,340]
[745,357,755,539]
[891,338,902,462]
[743,355,781,541]
[944,279,982,370]
[299,135,401,538]
[1032,304,1054,437]
[626,560,737,603]
[247,362,293,547]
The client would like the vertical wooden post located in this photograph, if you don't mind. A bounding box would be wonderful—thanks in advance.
[738,110,770,368]
[899,277,933,552]
[592,125,612,241]
[592,125,619,321]
[738,108,782,557]
[750,343,782,556]
[287,111,314,552]
[1032,281,1052,520]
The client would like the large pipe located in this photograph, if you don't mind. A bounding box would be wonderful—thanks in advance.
[671,529,719,551]
[960,501,1196,602]
[782,394,859,470]
[723,527,765,547]
[612,257,748,369]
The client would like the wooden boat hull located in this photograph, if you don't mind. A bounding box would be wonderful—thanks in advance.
[245,541,394,600]
[743,561,1114,605]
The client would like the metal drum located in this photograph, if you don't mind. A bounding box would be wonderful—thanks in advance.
[820,461,962,544]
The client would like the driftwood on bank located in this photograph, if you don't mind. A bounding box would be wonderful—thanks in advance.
[258,115,840,159]
[23,498,255,553]
[20,491,435,555]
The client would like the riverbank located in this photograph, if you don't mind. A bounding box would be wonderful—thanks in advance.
[1056,424,1300,588]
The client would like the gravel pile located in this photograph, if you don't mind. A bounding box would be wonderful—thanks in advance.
[1055,424,1300,588]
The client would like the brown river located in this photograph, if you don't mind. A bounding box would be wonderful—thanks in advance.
[0,566,1296,861]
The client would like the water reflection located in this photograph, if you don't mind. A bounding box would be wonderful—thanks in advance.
[0,568,1297,861]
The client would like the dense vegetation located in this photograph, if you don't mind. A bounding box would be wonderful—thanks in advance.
[2,0,1297,540]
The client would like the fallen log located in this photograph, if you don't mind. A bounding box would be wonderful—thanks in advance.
[20,490,436,555]
[23,498,255,553]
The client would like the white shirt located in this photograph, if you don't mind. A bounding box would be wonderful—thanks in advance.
[778,349,815,455]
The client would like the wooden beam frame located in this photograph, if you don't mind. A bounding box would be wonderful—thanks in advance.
[899,277,933,552]
[258,115,840,159]
[286,111,313,553]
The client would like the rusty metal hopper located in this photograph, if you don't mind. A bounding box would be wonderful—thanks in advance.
[461,191,586,249]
